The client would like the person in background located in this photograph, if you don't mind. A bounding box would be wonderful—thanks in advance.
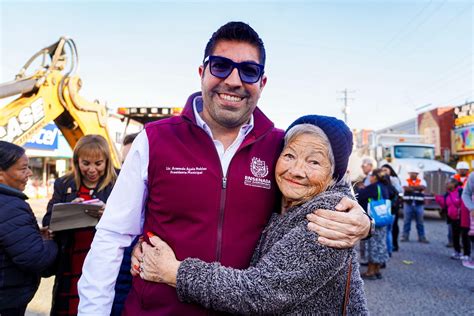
[436,178,471,261]
[381,164,403,252]
[461,171,474,269]
[354,158,374,191]
[401,167,429,243]
[357,168,390,280]
[0,141,57,316]
[47,173,56,198]
[356,157,375,265]
[361,158,374,187]
[120,133,139,164]
[78,21,371,315]
[447,161,470,247]
[111,132,139,316]
[134,115,368,314]
[453,161,470,187]
[42,135,117,315]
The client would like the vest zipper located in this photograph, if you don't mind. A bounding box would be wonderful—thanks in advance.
[216,176,227,261]
[214,131,272,262]
[213,124,267,263]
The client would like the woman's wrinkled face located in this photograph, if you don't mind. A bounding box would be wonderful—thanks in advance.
[78,153,106,186]
[0,154,32,191]
[276,133,333,208]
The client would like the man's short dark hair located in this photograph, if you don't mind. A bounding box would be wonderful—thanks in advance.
[204,21,266,66]
[123,133,139,146]
[0,141,25,171]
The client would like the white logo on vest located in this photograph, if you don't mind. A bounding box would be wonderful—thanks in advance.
[250,157,269,178]
[245,157,271,189]
[166,166,207,175]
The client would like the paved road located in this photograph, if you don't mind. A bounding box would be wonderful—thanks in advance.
[363,212,473,315]
[27,198,52,316]
[25,200,472,315]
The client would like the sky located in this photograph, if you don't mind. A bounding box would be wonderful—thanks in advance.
[1,0,472,131]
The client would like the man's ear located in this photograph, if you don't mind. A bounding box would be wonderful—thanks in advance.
[198,65,204,79]
[260,75,267,89]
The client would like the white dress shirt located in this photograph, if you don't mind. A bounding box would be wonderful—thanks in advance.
[78,97,253,315]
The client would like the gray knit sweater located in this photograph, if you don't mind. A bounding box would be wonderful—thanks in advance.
[176,184,369,315]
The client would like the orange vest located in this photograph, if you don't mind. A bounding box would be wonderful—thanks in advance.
[406,178,421,187]
[453,173,469,188]
[404,178,424,203]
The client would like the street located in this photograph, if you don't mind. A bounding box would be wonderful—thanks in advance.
[364,212,472,315]
[25,201,472,315]
[26,198,52,316]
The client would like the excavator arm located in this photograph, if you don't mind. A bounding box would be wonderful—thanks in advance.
[0,37,121,168]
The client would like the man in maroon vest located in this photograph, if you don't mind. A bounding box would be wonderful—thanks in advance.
[78,21,372,315]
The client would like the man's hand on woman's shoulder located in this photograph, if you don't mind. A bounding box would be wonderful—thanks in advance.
[306,197,370,248]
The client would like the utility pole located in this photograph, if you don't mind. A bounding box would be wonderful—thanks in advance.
[338,89,355,124]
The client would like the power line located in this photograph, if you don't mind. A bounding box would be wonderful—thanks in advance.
[411,53,472,92]
[399,0,447,40]
[413,67,472,101]
[403,2,472,58]
[439,90,474,106]
[379,0,447,60]
[378,0,434,54]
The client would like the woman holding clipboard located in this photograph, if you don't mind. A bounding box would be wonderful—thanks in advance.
[42,135,117,315]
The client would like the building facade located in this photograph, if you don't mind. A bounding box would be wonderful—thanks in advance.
[453,101,474,167]
[417,107,454,163]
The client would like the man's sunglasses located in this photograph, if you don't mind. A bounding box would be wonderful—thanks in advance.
[203,55,264,84]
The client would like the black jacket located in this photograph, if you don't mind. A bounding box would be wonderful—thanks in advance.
[356,182,390,212]
[0,184,58,309]
[42,175,115,315]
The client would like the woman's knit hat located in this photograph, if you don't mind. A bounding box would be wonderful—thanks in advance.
[286,115,353,181]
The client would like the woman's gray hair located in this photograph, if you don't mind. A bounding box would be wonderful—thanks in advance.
[284,124,336,179]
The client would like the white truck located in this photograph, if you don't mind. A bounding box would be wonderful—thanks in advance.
[350,133,456,214]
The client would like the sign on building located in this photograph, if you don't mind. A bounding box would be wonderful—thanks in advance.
[24,123,59,150]
[454,102,474,154]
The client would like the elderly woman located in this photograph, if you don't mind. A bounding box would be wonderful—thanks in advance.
[134,115,368,315]
[0,141,57,315]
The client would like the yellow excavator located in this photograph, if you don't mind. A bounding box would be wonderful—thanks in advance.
[0,37,122,167]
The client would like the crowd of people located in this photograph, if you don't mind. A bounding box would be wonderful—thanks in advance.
[354,158,474,284]
[453,162,474,268]
[1,20,472,316]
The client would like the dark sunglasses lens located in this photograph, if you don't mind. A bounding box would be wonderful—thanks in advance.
[239,63,262,83]
[210,58,233,78]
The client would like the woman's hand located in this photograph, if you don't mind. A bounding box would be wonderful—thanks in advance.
[140,233,181,287]
[306,197,370,248]
[130,237,143,277]
[71,197,85,203]
[40,226,55,240]
[84,200,105,218]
